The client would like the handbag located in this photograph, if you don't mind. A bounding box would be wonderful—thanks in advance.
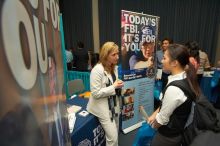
[133,122,156,146]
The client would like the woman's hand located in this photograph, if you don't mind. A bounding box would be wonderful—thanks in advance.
[147,107,160,128]
[113,79,124,89]
[148,114,156,125]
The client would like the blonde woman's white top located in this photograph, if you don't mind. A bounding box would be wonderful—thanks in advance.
[87,63,120,119]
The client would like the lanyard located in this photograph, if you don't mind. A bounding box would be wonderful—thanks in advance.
[105,72,118,121]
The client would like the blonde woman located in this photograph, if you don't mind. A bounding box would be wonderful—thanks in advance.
[87,42,124,146]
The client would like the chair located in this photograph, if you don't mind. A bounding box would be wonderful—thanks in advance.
[67,71,90,91]
[68,79,85,96]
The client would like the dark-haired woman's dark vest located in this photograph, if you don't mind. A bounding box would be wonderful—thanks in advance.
[158,98,192,137]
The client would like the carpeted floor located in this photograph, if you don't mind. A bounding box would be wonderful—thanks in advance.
[118,107,220,146]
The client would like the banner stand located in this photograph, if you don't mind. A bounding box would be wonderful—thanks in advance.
[120,10,160,133]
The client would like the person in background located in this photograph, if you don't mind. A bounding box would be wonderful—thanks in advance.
[185,41,200,71]
[217,60,220,69]
[148,44,200,146]
[156,38,173,90]
[87,42,124,146]
[65,48,73,70]
[197,48,211,84]
[73,41,89,71]
[91,53,99,68]
[129,41,155,70]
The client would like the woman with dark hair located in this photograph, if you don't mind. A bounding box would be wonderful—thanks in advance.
[185,41,211,84]
[185,41,200,71]
[148,44,201,146]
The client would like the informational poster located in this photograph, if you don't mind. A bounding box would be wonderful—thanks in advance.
[120,10,159,133]
[0,1,71,146]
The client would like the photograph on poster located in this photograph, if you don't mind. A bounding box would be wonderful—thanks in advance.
[122,104,134,121]
[121,10,157,71]
[122,88,135,96]
[129,41,155,70]
[121,87,135,121]
[123,104,134,113]
[146,66,155,78]
[123,96,134,105]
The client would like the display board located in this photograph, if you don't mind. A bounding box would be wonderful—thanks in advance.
[0,0,71,145]
[120,10,160,133]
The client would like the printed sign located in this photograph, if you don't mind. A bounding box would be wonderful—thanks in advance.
[0,0,70,145]
[120,10,159,133]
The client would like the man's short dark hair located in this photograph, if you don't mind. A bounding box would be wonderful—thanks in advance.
[77,41,84,48]
[162,38,173,44]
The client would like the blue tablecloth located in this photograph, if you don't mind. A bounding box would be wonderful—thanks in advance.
[200,70,220,103]
[154,72,219,103]
[67,97,105,146]
[200,77,213,101]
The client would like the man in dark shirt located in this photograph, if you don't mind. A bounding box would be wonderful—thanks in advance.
[73,41,89,72]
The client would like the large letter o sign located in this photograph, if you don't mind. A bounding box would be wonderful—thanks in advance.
[2,1,37,90]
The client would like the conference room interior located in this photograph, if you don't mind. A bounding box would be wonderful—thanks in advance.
[59,0,220,145]
[0,0,220,146]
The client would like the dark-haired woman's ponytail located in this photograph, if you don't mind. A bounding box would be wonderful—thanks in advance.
[185,62,201,99]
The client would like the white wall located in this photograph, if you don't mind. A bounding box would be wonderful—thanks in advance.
[92,0,100,53]
[215,24,220,66]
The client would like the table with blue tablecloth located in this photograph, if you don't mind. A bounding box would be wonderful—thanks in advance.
[200,70,220,103]
[153,70,219,104]
[67,97,105,146]
[200,76,213,101]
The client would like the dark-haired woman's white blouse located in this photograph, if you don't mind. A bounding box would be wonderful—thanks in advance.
[156,71,188,125]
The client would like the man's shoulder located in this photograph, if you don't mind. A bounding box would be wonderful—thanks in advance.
[199,50,208,57]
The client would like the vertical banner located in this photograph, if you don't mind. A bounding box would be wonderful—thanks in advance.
[0,0,71,146]
[120,10,159,133]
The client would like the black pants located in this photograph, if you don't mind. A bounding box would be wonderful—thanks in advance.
[151,132,182,146]
[67,63,72,70]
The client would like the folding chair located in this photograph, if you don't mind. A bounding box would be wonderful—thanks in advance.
[67,79,85,96]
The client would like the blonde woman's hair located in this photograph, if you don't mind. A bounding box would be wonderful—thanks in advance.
[99,42,119,73]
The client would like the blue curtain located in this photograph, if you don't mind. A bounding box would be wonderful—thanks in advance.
[60,0,220,64]
[98,0,121,46]
[60,0,94,50]
[99,0,220,64]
